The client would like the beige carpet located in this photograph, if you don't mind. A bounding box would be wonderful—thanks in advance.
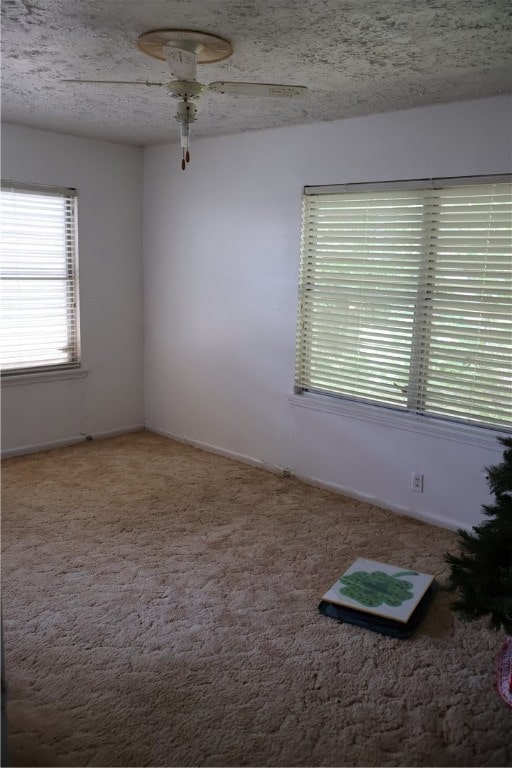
[2,431,510,767]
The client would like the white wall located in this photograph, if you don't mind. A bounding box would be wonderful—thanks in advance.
[143,96,512,530]
[1,124,144,454]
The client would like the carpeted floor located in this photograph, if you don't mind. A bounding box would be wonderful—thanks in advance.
[2,431,510,767]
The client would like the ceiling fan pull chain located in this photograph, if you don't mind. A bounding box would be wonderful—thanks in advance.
[176,98,197,169]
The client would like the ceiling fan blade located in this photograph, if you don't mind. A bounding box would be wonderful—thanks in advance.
[61,79,166,86]
[208,81,307,98]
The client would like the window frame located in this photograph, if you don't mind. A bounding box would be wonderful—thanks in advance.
[1,180,81,377]
[294,173,512,436]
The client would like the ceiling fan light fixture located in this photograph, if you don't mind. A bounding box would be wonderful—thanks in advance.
[175,100,197,170]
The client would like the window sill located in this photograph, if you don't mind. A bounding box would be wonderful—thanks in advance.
[288,392,507,450]
[1,368,89,387]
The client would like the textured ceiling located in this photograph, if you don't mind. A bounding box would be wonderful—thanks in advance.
[1,0,511,147]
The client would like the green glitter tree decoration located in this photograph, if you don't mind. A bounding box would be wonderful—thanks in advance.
[446,436,512,634]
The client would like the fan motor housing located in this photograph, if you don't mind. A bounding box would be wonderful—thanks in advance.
[167,80,204,99]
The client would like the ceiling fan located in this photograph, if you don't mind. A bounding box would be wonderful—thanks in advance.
[64,29,308,169]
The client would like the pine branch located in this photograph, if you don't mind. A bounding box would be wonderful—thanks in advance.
[445,436,512,633]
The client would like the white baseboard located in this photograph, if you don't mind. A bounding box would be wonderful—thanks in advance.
[4,422,466,532]
[1,424,145,459]
[290,471,464,532]
[145,425,465,532]
[145,424,282,475]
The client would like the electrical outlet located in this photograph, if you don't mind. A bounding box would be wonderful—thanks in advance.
[411,473,424,493]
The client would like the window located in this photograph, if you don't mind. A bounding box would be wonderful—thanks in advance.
[1,181,80,375]
[295,176,512,431]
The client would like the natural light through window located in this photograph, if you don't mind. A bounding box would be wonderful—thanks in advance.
[1,182,80,375]
[295,177,512,431]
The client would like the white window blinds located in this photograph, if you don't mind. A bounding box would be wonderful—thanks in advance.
[295,178,512,431]
[1,182,80,375]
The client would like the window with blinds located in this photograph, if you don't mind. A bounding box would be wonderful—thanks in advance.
[1,182,80,375]
[295,177,512,431]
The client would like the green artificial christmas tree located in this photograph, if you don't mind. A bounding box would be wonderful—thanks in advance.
[446,436,512,634]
